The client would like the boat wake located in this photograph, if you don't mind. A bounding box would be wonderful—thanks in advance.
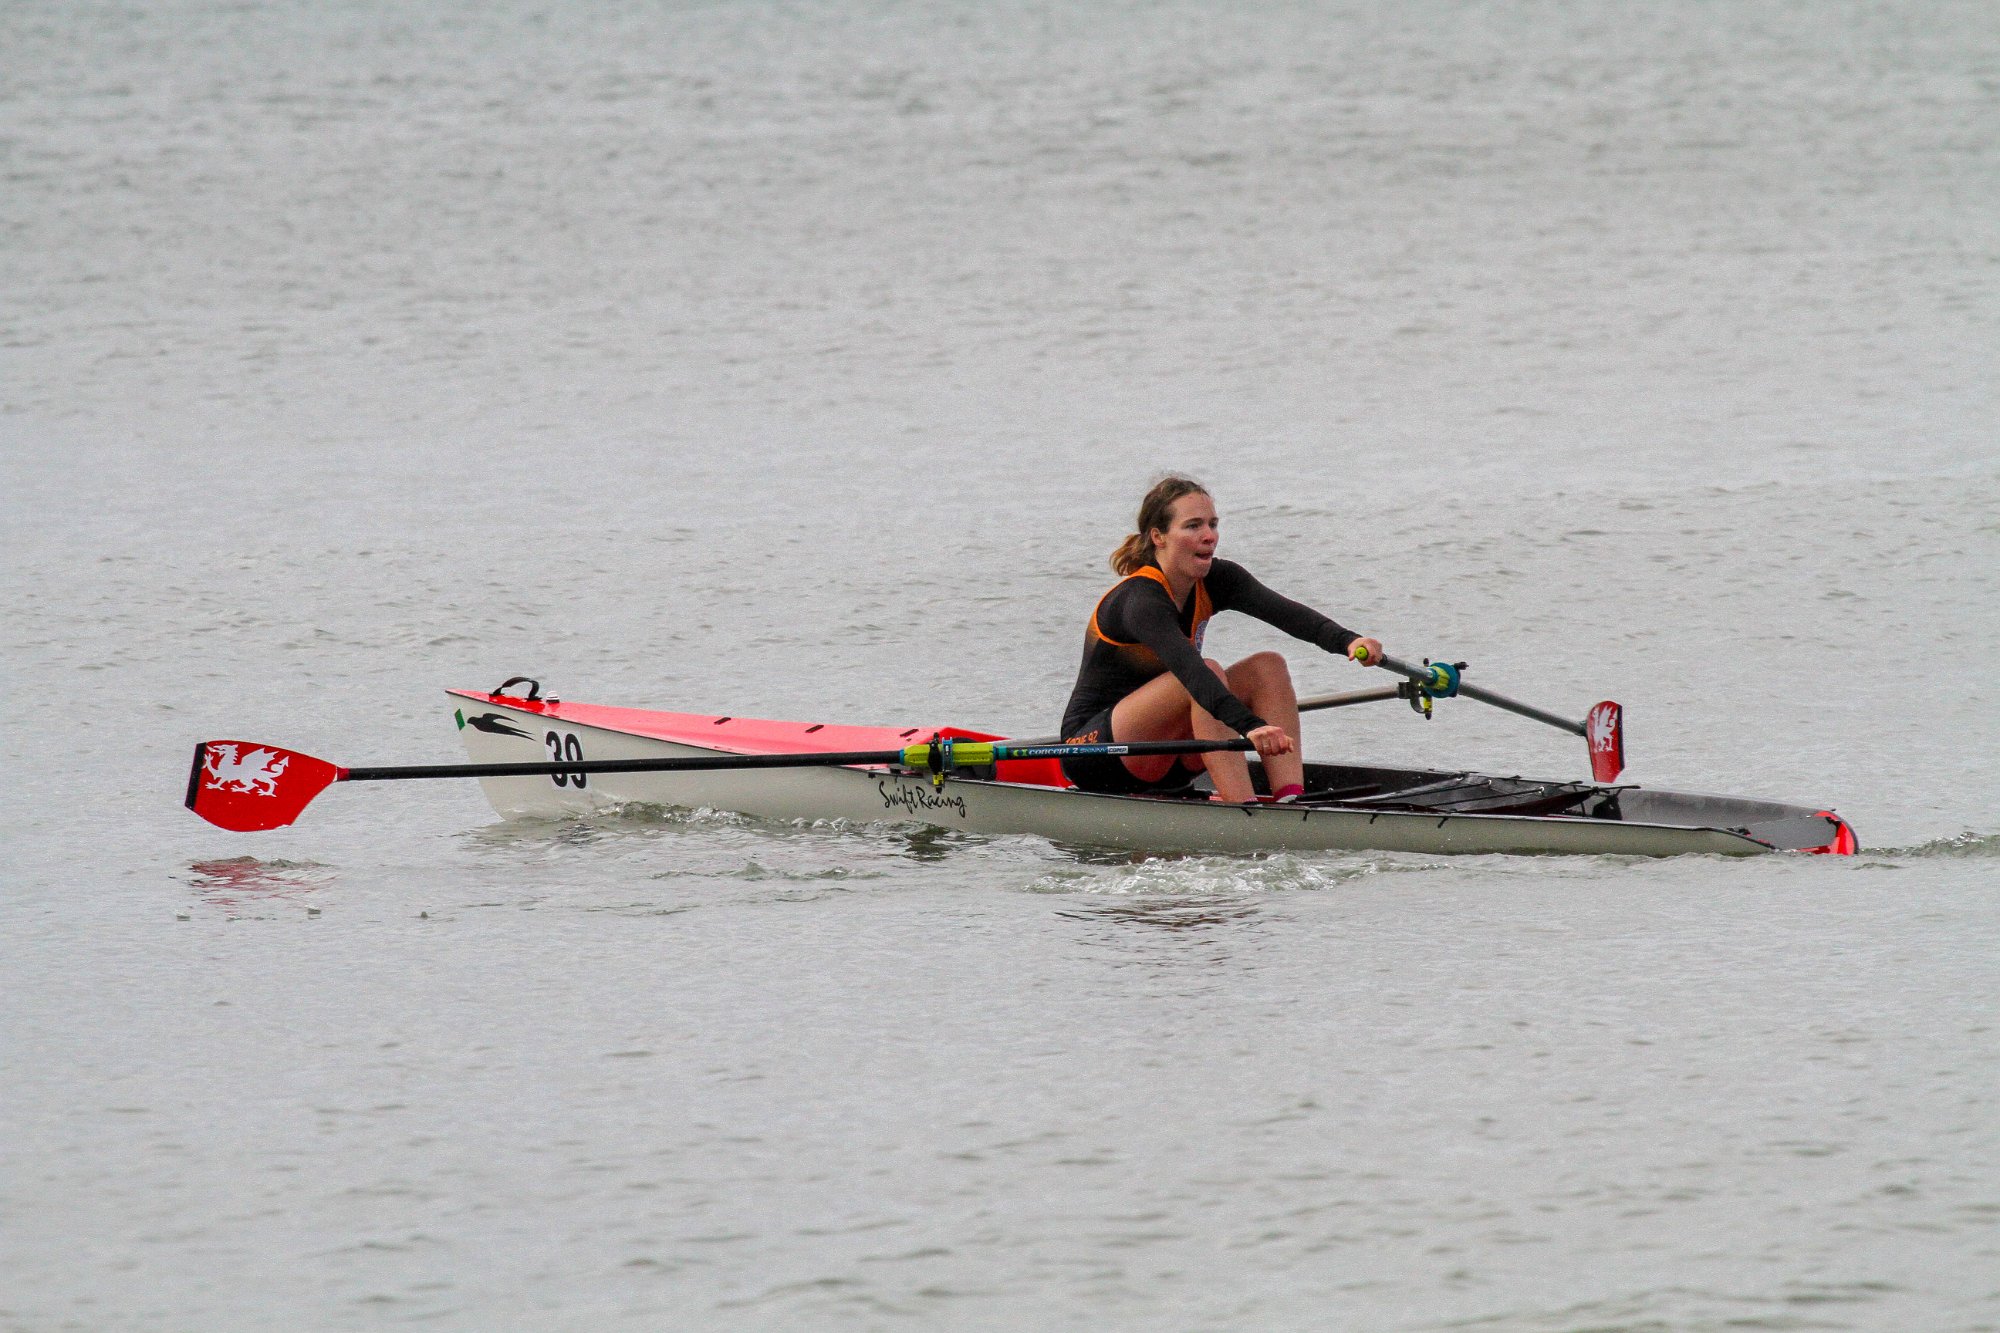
[1023,852,1448,898]
[460,801,757,847]
[598,801,759,831]
[718,860,884,884]
[1880,830,2000,859]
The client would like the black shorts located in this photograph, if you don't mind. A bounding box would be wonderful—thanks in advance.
[1058,707,1202,796]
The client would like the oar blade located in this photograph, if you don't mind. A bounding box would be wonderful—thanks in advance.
[1585,702,1624,783]
[185,741,344,831]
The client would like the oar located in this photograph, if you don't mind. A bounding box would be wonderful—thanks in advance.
[1298,684,1405,713]
[1356,651,1625,782]
[184,735,1256,832]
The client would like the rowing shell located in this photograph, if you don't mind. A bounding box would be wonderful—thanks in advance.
[446,688,1857,858]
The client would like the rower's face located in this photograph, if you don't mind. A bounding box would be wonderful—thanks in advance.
[1152,493,1219,577]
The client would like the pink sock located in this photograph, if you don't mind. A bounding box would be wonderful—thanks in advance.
[1269,783,1305,803]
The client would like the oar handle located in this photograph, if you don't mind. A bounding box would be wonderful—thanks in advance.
[1373,654,1585,737]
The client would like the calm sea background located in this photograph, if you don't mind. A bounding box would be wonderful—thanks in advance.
[5,2,1998,1329]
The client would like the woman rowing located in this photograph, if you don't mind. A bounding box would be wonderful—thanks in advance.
[1058,476,1383,803]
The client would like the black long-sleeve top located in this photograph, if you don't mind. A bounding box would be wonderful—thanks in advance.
[1059,559,1359,740]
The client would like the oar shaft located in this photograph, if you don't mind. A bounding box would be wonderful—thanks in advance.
[1298,685,1405,713]
[338,738,1255,783]
[341,751,906,782]
[1374,654,1584,737]
[997,739,1252,762]
[184,735,1259,832]
[1453,682,1585,737]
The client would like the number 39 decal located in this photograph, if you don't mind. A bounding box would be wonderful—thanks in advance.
[545,731,586,787]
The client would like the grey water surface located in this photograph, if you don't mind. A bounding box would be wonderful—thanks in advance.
[5,2,1998,1329]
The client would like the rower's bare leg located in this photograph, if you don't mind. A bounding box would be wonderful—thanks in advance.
[1226,651,1305,794]
[1108,662,1257,801]
[1187,680,1257,803]
[1107,670,1202,784]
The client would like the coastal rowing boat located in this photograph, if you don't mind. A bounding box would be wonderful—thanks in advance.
[437,683,1858,858]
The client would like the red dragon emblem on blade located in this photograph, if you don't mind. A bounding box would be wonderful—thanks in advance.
[202,743,290,797]
[1584,701,1625,782]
